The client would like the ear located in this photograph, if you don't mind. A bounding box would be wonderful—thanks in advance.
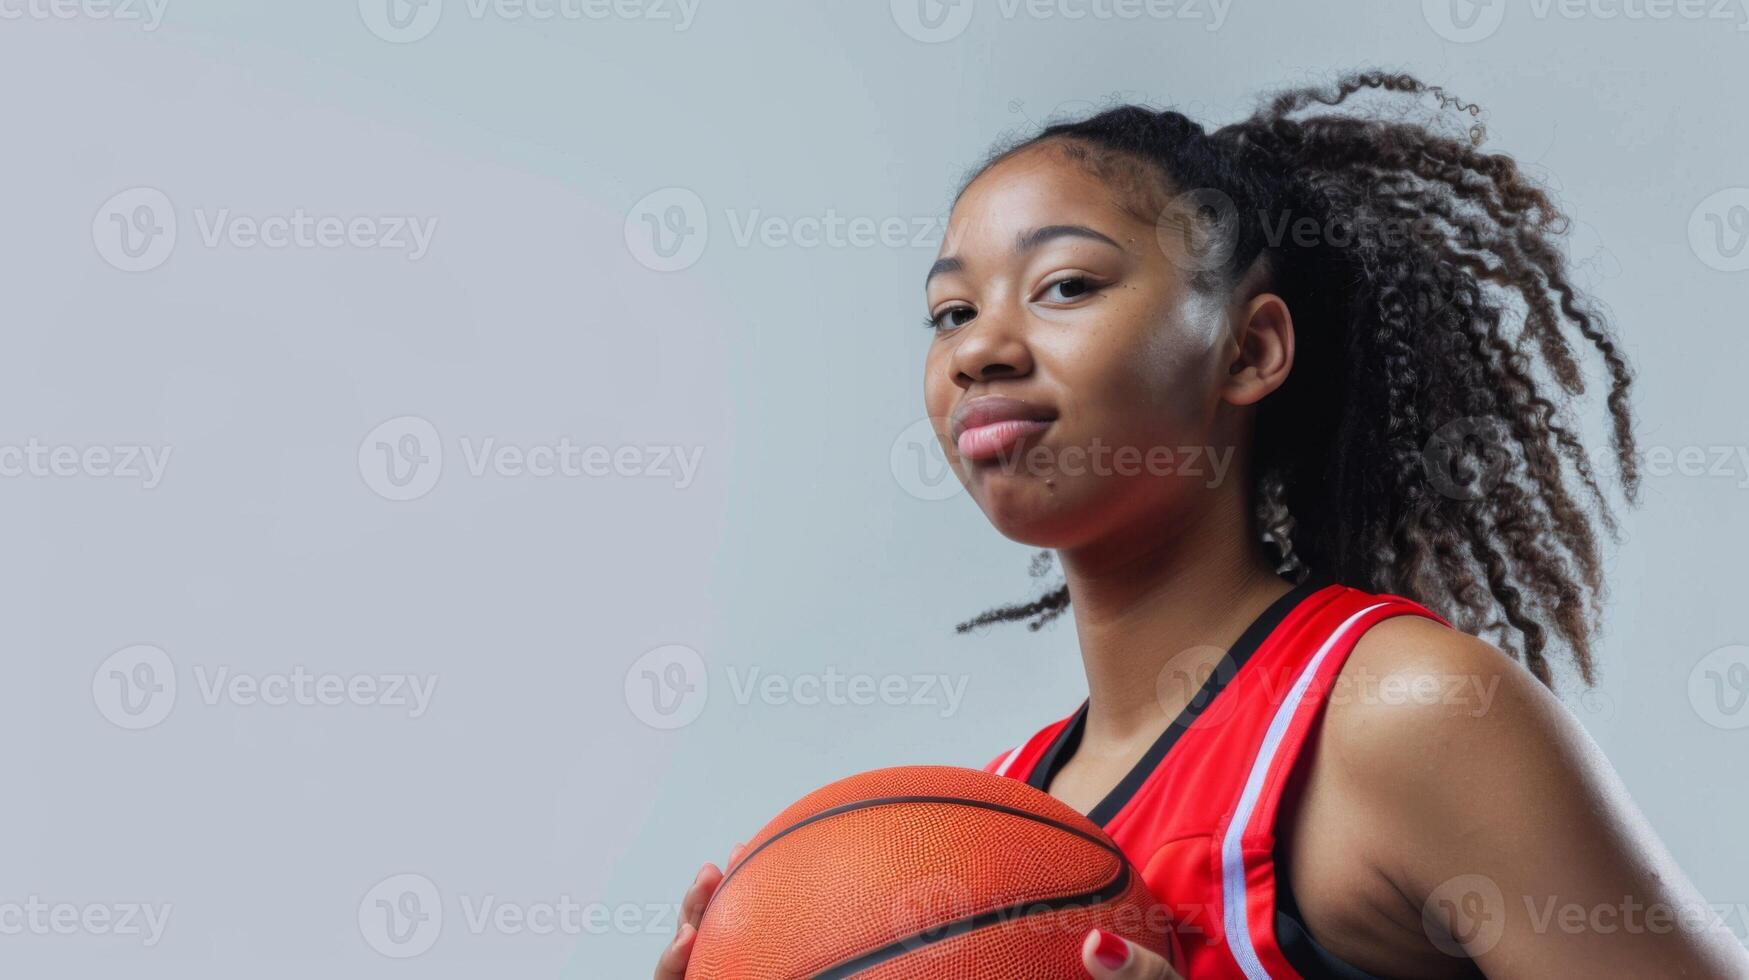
[1221,292,1294,407]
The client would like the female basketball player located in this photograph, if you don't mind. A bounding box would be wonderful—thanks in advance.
[656,72,1749,978]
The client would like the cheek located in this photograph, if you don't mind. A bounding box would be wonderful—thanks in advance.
[1052,305,1224,453]
[922,346,958,439]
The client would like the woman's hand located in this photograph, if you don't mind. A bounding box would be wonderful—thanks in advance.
[653,843,744,980]
[1081,928,1181,979]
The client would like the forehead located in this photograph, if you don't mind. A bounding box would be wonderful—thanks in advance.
[943,142,1162,254]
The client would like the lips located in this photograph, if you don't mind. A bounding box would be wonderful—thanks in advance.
[950,396,1058,463]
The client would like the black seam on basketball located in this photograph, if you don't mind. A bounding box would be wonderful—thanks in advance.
[808,862,1135,980]
[714,794,1122,897]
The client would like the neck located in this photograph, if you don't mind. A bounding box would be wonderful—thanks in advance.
[1056,489,1292,744]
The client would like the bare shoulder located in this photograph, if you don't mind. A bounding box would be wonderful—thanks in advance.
[1314,612,1621,889]
[1306,612,1749,975]
[1321,613,1576,773]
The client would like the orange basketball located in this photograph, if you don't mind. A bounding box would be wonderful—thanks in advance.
[686,765,1181,979]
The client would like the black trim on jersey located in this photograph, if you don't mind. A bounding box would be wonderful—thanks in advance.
[1025,573,1334,828]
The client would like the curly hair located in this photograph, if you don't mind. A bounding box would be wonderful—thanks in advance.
[952,71,1638,687]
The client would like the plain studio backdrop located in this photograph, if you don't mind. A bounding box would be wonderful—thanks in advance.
[3,1,1745,975]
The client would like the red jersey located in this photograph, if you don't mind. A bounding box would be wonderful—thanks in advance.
[982,578,1448,980]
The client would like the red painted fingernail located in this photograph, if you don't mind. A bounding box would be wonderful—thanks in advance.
[1093,929,1129,970]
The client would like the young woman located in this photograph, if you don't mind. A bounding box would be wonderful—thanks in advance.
[656,71,1749,979]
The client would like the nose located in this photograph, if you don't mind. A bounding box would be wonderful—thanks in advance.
[948,303,1034,388]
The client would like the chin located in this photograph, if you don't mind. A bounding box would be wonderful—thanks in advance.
[968,471,1094,548]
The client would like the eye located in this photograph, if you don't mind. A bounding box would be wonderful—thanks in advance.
[1040,275,1098,303]
[924,305,976,332]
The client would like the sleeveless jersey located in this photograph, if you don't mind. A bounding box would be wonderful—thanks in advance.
[982,578,1449,979]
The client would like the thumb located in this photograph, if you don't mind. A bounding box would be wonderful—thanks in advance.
[1081,928,1179,980]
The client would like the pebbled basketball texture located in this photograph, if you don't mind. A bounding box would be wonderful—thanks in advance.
[686,765,1180,979]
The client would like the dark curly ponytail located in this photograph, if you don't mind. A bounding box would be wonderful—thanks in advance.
[953,71,1639,687]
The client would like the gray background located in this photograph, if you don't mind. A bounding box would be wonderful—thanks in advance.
[3,0,1746,975]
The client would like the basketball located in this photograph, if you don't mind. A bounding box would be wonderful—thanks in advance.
[685,765,1180,979]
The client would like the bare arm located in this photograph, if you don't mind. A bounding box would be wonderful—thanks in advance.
[1335,617,1749,978]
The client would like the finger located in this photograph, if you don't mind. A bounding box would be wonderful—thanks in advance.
[728,841,748,866]
[680,864,725,931]
[653,921,696,980]
[1081,928,1179,980]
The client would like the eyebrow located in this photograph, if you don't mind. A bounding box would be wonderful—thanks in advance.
[925,224,1123,286]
